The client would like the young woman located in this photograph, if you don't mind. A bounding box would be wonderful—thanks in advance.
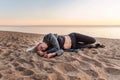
[27,32,104,58]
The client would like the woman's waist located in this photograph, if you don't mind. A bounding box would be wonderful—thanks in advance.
[57,35,74,49]
[57,36,65,48]
[63,35,72,49]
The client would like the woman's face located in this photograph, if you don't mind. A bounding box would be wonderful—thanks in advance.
[37,42,48,51]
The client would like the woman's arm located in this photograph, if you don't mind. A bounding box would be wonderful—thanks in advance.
[37,49,64,58]
[43,33,61,53]
[43,49,64,58]
[43,52,57,58]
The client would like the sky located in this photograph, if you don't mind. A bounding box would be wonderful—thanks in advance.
[0,0,120,25]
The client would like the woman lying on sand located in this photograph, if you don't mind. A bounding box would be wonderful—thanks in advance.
[26,32,104,58]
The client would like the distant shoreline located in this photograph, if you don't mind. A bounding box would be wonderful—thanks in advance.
[0,26,120,39]
[0,25,120,27]
[0,30,120,40]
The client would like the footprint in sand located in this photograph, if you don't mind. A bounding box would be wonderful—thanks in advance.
[63,64,78,73]
[48,62,55,66]
[16,58,35,68]
[81,56,102,68]
[97,78,105,80]
[83,69,99,78]
[14,63,34,76]
[55,63,79,74]
[105,67,120,75]
[44,67,55,73]
[0,73,2,79]
[64,56,77,62]
[68,76,81,80]
[14,77,24,80]
[56,74,65,80]
[36,62,44,70]
[21,69,34,76]
[17,58,26,63]
[14,52,21,57]
[31,74,42,80]
[3,52,11,57]
[22,62,35,69]
[31,74,48,80]
[15,66,26,72]
[6,56,14,62]
[64,64,78,72]
[12,62,19,67]
[78,61,91,70]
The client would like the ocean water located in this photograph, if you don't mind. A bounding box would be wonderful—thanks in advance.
[0,26,120,39]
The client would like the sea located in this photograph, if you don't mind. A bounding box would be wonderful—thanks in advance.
[0,26,120,39]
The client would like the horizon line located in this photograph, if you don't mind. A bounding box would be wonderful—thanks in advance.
[0,25,120,27]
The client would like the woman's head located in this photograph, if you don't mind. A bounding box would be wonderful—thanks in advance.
[36,42,48,51]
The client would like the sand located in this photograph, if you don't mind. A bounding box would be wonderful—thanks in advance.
[0,31,120,80]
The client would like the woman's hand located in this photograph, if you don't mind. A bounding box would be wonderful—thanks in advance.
[43,53,57,58]
[37,51,57,58]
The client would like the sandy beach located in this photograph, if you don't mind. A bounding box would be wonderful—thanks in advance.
[0,31,120,80]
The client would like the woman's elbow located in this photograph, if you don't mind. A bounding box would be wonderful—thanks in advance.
[56,49,64,56]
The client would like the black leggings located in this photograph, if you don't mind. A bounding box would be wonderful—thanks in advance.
[69,32,96,49]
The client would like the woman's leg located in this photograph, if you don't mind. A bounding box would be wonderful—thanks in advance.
[73,32,96,44]
[70,32,96,48]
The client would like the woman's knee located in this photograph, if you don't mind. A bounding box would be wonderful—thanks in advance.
[90,37,96,43]
[69,32,77,36]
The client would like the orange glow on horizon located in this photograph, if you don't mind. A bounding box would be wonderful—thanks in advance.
[1,19,120,26]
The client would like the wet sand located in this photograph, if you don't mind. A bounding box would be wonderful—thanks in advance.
[0,31,120,80]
